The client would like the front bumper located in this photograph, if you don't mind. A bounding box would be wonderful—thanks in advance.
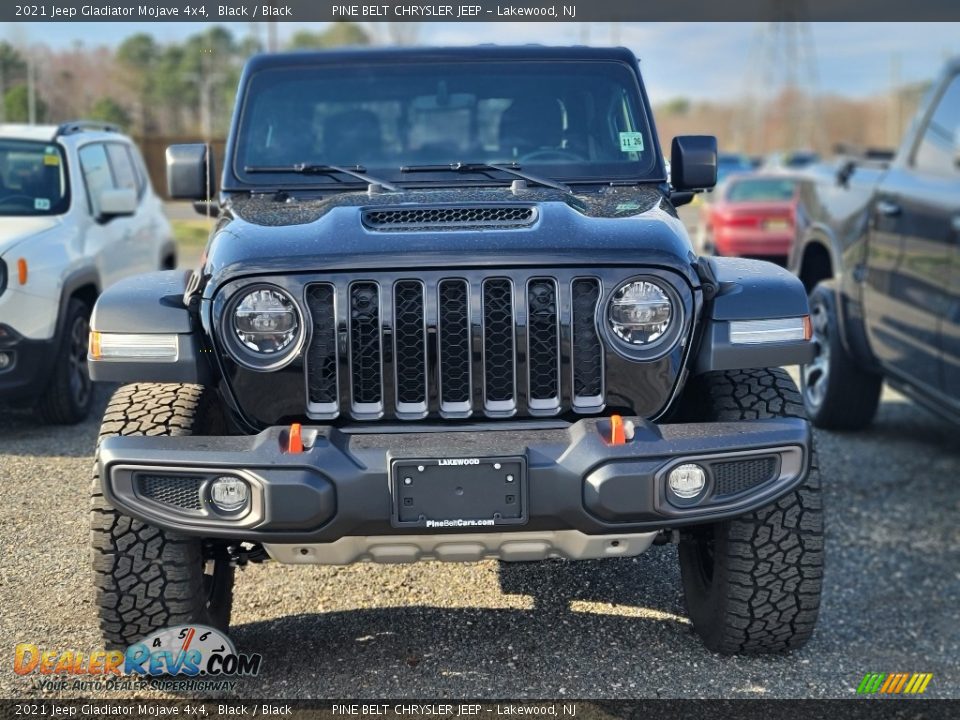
[0,328,56,400]
[98,416,811,559]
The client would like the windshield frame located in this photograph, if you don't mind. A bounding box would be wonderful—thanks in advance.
[0,138,71,217]
[225,56,666,192]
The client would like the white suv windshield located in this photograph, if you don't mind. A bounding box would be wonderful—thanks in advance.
[233,60,657,186]
[0,139,70,216]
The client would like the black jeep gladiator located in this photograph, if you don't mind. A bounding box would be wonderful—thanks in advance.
[88,46,822,655]
[791,58,960,429]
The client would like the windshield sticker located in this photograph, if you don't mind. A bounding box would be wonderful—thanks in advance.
[34,198,50,211]
[619,132,645,152]
[43,153,60,166]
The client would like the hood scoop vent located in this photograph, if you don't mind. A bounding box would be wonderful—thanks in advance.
[362,205,537,231]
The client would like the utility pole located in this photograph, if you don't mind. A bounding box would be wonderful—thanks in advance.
[888,53,902,148]
[737,8,821,155]
[267,20,278,52]
[27,50,36,124]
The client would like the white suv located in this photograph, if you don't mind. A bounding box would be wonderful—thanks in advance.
[0,121,174,423]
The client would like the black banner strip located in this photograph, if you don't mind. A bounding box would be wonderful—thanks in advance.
[5,0,960,23]
[2,700,958,720]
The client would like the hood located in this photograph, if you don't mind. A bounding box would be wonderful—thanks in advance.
[0,216,61,257]
[203,185,697,291]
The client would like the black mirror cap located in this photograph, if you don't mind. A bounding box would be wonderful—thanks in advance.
[671,135,718,191]
[166,143,217,200]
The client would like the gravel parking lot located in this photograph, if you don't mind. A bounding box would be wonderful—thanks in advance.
[1,371,958,700]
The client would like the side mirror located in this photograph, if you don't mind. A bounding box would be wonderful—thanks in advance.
[166,143,216,201]
[670,135,717,191]
[97,188,137,220]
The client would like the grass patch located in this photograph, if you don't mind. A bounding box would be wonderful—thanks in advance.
[171,219,214,250]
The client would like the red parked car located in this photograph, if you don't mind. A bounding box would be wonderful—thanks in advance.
[701,175,799,263]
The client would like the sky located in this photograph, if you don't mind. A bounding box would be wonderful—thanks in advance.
[11,21,960,103]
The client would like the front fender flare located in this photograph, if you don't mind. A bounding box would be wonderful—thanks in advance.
[694,257,814,373]
[89,270,213,384]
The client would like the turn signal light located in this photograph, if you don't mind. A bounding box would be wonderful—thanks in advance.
[729,317,808,344]
[88,331,179,361]
[17,258,27,285]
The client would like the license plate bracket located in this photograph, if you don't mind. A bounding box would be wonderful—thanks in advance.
[390,456,527,529]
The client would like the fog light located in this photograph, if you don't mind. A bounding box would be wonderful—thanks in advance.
[210,477,249,513]
[0,351,11,370]
[668,464,706,499]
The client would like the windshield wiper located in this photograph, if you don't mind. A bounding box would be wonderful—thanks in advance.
[244,163,399,192]
[400,162,571,194]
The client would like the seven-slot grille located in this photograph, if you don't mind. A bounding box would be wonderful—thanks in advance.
[304,274,605,420]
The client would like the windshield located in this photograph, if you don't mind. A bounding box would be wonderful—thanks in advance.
[233,60,658,186]
[726,177,797,202]
[0,140,70,216]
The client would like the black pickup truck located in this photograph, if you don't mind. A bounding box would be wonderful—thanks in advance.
[87,46,822,656]
[790,58,960,429]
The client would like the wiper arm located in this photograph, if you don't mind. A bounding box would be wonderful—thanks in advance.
[244,163,399,192]
[400,162,571,194]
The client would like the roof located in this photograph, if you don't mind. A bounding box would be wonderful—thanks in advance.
[0,124,58,142]
[244,45,639,72]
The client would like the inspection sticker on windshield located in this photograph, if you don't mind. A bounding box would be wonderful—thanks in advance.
[34,198,50,211]
[43,147,60,165]
[619,132,644,152]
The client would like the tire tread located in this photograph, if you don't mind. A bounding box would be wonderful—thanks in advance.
[91,383,231,649]
[679,368,824,654]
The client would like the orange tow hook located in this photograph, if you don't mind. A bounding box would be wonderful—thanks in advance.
[609,414,626,446]
[287,423,303,453]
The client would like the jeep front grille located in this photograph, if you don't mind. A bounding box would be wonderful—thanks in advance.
[303,272,608,421]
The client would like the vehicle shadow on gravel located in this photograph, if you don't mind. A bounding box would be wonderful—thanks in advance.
[0,384,113,458]
[229,554,704,698]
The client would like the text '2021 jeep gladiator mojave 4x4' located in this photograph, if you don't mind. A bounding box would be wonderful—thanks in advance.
[88,47,822,655]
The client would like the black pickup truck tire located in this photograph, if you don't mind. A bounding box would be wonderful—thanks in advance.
[801,283,882,430]
[90,383,234,649]
[676,368,824,654]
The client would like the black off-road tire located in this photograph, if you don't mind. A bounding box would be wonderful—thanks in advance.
[676,368,824,654]
[801,282,882,430]
[37,298,93,425]
[91,383,234,649]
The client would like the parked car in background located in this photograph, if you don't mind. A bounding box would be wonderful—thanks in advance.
[790,58,960,428]
[0,122,174,423]
[701,175,799,263]
[764,150,821,171]
[715,152,753,184]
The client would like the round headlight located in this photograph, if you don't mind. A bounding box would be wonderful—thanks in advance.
[608,280,673,345]
[229,286,303,367]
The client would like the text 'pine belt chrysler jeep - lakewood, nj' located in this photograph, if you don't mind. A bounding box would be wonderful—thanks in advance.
[88,47,823,655]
